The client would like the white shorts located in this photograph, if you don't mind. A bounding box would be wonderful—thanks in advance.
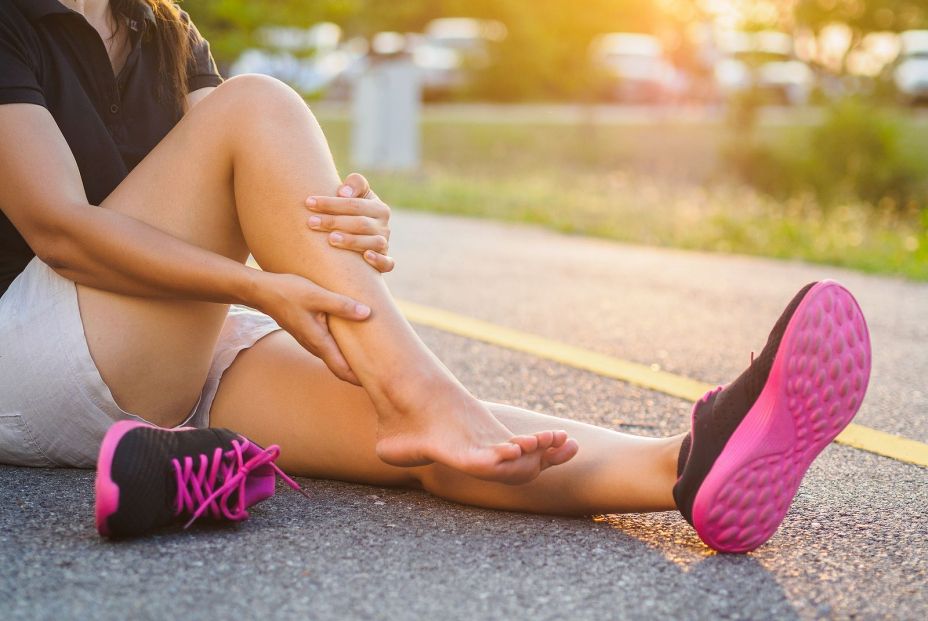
[0,258,280,468]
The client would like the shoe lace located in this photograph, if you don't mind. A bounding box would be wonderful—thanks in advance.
[171,438,310,529]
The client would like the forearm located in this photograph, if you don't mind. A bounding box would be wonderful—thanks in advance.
[0,103,260,308]
[43,202,260,306]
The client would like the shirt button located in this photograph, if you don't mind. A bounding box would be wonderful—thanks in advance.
[110,103,119,114]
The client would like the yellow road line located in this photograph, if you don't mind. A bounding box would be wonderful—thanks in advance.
[397,299,928,469]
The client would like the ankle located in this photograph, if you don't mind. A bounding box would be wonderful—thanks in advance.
[377,367,473,419]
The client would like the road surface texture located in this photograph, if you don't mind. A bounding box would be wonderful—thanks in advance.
[2,211,926,620]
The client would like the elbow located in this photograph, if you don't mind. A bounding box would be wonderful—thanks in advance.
[29,219,74,272]
[31,231,65,270]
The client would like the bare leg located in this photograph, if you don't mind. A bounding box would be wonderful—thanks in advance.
[424,404,682,514]
[212,331,683,515]
[79,75,570,483]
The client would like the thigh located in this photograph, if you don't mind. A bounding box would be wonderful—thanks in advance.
[209,330,418,487]
[78,84,250,425]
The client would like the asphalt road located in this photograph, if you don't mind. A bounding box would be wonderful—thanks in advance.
[2,211,926,620]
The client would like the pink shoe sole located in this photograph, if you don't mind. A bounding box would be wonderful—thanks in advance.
[94,420,153,536]
[691,280,871,553]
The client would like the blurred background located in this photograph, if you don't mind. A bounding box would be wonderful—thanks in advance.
[184,0,928,280]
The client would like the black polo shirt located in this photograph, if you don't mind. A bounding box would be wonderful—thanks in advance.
[0,0,222,296]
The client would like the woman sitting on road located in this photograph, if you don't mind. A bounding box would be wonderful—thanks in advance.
[0,0,871,552]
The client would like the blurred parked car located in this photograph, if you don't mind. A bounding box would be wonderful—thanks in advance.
[257,22,341,53]
[411,18,507,96]
[229,23,364,94]
[590,33,686,103]
[714,31,814,105]
[894,30,928,104]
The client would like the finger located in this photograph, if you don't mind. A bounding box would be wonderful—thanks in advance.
[315,314,362,385]
[363,250,395,274]
[328,232,389,254]
[305,286,371,320]
[308,213,382,235]
[307,196,362,216]
[307,196,389,219]
[340,172,369,198]
[309,327,361,385]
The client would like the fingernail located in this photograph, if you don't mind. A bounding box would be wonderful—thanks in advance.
[308,216,321,227]
[365,250,376,260]
[306,197,317,207]
[355,303,371,317]
[330,232,344,243]
[339,185,353,197]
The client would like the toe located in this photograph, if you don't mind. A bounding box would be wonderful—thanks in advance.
[494,454,545,484]
[494,441,524,462]
[541,439,579,469]
[509,435,538,454]
[465,445,543,484]
[551,430,568,448]
[533,430,555,450]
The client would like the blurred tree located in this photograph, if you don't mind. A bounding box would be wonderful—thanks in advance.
[184,0,664,100]
[460,0,662,100]
[184,1,928,89]
[795,0,928,74]
[184,0,359,63]
[795,0,927,34]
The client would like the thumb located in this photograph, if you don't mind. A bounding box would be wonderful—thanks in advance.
[339,172,370,198]
[309,285,371,321]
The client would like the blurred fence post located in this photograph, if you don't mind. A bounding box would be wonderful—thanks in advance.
[351,49,421,171]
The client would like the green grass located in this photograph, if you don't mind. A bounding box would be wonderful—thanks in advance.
[317,115,928,281]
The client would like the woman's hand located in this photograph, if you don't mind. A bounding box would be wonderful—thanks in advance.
[251,270,371,385]
[305,173,395,273]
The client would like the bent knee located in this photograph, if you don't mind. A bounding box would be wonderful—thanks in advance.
[211,74,312,120]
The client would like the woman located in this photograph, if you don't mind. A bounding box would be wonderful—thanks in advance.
[0,0,871,552]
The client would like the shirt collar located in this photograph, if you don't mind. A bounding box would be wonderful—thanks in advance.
[13,0,73,21]
[14,1,157,29]
[128,2,157,32]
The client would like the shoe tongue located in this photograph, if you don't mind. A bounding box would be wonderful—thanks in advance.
[676,433,692,478]
[238,442,278,507]
[677,389,720,477]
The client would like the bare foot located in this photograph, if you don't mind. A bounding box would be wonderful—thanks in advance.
[374,388,578,484]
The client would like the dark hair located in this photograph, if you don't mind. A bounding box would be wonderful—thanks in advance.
[112,0,192,112]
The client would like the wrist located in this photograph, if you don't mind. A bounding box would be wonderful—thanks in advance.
[233,265,271,310]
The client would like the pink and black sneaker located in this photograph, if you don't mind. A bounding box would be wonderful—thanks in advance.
[673,280,871,553]
[95,420,308,538]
